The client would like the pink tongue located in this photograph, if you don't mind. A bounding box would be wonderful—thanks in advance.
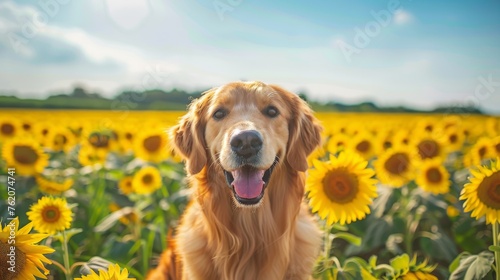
[231,169,265,199]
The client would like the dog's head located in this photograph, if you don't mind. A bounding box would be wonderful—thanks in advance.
[170,81,322,206]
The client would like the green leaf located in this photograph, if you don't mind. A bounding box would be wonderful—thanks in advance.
[332,232,362,246]
[419,230,458,262]
[331,223,349,232]
[489,245,500,253]
[390,254,410,277]
[449,252,471,273]
[344,257,369,269]
[336,261,363,280]
[369,255,378,268]
[52,228,83,243]
[94,207,135,232]
[372,186,396,217]
[363,217,393,249]
[449,251,494,280]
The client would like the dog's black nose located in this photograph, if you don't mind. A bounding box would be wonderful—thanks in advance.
[230,130,263,158]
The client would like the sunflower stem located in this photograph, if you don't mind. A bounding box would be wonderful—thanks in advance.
[324,222,332,261]
[62,230,72,280]
[493,222,500,280]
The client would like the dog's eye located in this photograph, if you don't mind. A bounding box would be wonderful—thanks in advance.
[213,109,227,120]
[264,106,279,118]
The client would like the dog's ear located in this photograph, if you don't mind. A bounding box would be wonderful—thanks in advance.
[169,90,214,175]
[271,85,322,172]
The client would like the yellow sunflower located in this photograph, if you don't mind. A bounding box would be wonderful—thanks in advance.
[34,122,53,148]
[466,137,494,166]
[133,130,169,163]
[27,196,73,234]
[416,159,450,195]
[1,138,48,176]
[75,263,135,280]
[306,151,378,225]
[440,115,462,131]
[412,133,446,161]
[307,146,327,168]
[402,255,438,280]
[47,127,76,153]
[20,119,34,134]
[375,147,415,188]
[118,127,135,153]
[486,117,500,137]
[414,118,437,134]
[400,271,438,280]
[36,176,73,195]
[118,176,134,195]
[0,118,20,140]
[348,131,376,160]
[83,129,116,153]
[0,218,55,280]
[393,129,411,147]
[493,136,500,158]
[132,166,162,195]
[443,127,466,153]
[78,144,108,167]
[460,158,500,224]
[374,129,394,154]
[326,133,349,154]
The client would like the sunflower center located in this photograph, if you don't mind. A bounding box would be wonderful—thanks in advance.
[1,123,15,135]
[42,206,62,223]
[478,171,500,209]
[142,174,153,185]
[13,145,39,165]
[0,243,27,280]
[418,140,440,159]
[143,135,162,152]
[41,128,49,136]
[22,123,31,131]
[384,153,410,175]
[322,168,358,204]
[55,134,67,146]
[425,125,433,132]
[89,133,110,148]
[125,132,133,140]
[426,167,442,183]
[356,140,370,153]
[496,143,500,154]
[479,147,487,158]
[383,141,392,150]
[449,134,458,143]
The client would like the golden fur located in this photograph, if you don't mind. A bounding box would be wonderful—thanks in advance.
[147,81,323,280]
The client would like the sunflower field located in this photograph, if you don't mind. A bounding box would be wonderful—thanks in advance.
[0,109,499,280]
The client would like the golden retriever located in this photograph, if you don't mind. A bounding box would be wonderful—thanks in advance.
[147,81,323,280]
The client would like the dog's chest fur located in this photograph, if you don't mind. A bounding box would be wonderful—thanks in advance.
[175,167,321,280]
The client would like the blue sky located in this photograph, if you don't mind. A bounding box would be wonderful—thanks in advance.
[1,0,499,113]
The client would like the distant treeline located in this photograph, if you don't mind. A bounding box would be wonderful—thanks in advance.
[0,86,483,114]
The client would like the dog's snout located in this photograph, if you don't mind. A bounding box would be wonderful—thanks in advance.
[230,130,263,158]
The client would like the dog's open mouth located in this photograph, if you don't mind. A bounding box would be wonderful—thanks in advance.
[224,159,277,205]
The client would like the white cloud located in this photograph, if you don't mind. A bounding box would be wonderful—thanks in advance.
[103,0,151,30]
[394,9,414,25]
[0,1,183,95]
